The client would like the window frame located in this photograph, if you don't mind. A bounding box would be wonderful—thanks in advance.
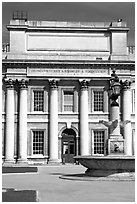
[90,87,106,113]
[31,87,46,112]
[31,129,46,156]
[91,129,107,156]
[63,90,74,112]
[61,87,77,112]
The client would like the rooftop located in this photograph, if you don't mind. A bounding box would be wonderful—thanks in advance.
[8,19,128,29]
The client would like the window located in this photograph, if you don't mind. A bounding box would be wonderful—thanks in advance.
[70,141,75,154]
[33,90,44,111]
[93,91,104,111]
[63,91,74,112]
[63,141,69,154]
[93,130,105,154]
[33,131,44,155]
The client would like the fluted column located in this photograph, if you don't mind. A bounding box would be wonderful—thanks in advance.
[80,80,89,155]
[5,79,15,163]
[18,79,28,163]
[49,80,59,162]
[122,80,132,155]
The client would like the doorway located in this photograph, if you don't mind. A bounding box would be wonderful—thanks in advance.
[62,128,76,163]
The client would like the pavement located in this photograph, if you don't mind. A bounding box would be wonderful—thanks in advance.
[2,164,135,202]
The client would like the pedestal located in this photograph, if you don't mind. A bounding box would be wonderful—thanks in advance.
[108,137,124,155]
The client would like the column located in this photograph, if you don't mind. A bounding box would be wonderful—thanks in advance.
[5,79,15,163]
[18,79,28,163]
[49,80,59,162]
[122,80,132,155]
[80,80,89,155]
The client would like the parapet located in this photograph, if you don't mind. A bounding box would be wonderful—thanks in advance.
[8,19,128,29]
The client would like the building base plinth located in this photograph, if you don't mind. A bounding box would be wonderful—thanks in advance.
[17,159,28,165]
[3,160,15,166]
[48,159,61,165]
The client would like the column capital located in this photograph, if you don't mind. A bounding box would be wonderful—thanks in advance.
[4,78,15,89]
[79,80,89,90]
[18,79,28,89]
[49,79,58,89]
[121,80,131,90]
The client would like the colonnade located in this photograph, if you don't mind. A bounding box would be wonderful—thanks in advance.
[4,79,28,164]
[3,78,133,164]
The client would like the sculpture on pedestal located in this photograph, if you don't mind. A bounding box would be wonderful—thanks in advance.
[74,69,135,178]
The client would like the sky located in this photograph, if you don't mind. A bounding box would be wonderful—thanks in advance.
[2,2,135,45]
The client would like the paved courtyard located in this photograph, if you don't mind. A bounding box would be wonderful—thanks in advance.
[2,164,135,202]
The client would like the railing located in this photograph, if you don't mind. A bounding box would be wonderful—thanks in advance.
[128,46,135,55]
[2,43,10,52]
[13,11,28,21]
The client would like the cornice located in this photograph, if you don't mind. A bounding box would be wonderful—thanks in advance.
[2,60,135,68]
[6,25,130,33]
[108,27,130,32]
[6,25,28,31]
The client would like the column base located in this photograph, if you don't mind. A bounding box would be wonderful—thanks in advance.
[3,160,15,166]
[17,159,28,165]
[48,158,61,165]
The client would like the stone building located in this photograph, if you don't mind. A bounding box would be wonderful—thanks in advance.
[2,15,135,164]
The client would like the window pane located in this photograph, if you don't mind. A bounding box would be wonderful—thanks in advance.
[64,91,74,112]
[33,131,44,155]
[34,91,44,111]
[70,143,74,154]
[93,91,104,111]
[94,131,104,154]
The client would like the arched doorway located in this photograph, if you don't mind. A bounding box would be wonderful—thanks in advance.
[62,128,76,163]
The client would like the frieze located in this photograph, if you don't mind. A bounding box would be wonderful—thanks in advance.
[27,67,109,77]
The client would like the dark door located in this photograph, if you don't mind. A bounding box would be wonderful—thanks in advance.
[62,135,76,163]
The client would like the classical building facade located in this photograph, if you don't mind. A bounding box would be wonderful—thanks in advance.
[2,17,135,164]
